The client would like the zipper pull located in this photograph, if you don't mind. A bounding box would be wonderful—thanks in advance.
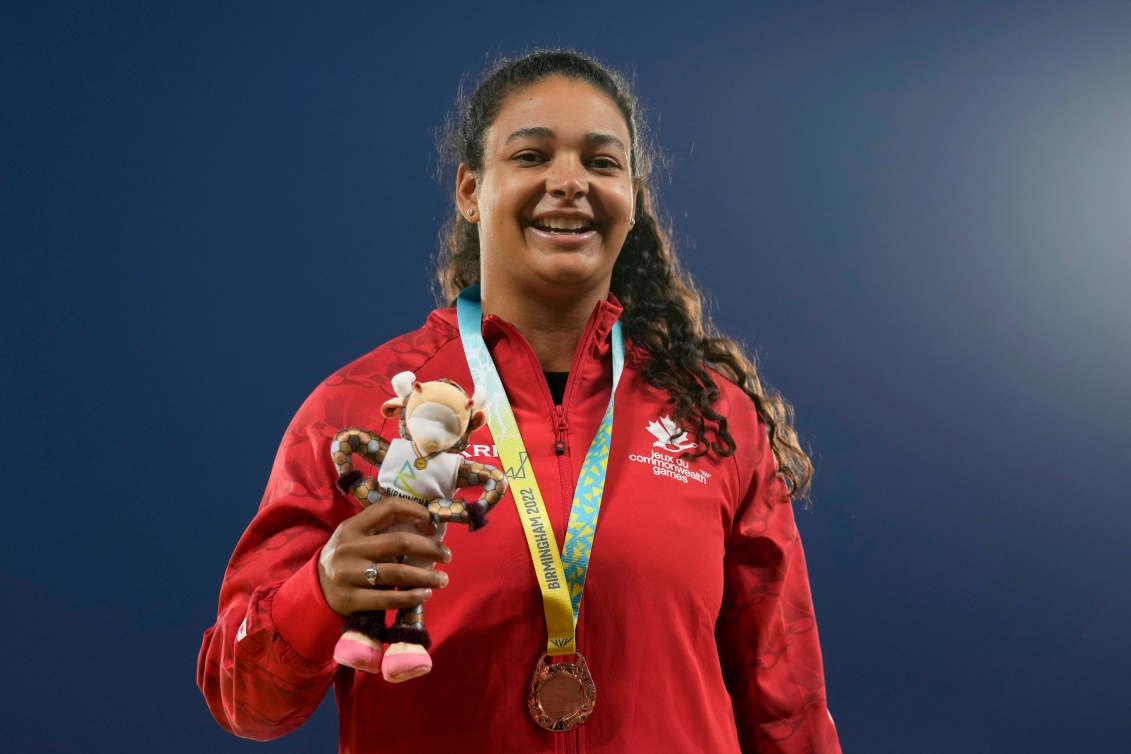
[553,405,567,455]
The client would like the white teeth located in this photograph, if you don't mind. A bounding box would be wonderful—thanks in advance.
[537,217,591,231]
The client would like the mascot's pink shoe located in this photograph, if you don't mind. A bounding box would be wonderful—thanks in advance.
[381,642,432,683]
[334,634,384,674]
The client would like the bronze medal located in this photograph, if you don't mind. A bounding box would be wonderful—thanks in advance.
[414,457,428,470]
[527,652,596,732]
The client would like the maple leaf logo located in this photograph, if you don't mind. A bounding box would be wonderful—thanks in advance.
[647,416,697,452]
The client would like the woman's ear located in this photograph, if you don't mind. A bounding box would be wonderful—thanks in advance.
[456,163,479,223]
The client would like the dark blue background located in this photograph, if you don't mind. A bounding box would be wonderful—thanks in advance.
[3,2,1129,751]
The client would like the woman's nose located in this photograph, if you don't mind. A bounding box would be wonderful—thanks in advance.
[547,156,587,199]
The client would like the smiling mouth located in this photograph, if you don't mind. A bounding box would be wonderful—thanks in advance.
[530,217,597,234]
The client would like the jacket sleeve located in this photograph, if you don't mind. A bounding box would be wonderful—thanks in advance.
[197,396,358,740]
[716,424,841,753]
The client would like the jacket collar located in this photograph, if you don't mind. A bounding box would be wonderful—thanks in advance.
[432,294,624,412]
[432,294,624,358]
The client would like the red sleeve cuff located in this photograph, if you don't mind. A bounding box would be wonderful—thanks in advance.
[271,550,344,663]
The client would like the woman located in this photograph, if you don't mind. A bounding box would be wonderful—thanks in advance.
[199,50,841,753]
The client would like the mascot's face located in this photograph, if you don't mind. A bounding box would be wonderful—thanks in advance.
[383,378,486,454]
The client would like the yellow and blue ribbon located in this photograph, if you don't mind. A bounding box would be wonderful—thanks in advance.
[457,286,623,656]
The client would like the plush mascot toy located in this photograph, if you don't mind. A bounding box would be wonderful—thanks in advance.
[330,371,508,682]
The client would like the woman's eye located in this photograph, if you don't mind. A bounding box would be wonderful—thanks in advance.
[513,152,543,164]
[590,157,621,171]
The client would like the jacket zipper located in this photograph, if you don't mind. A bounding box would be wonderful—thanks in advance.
[556,310,602,754]
[553,405,567,455]
[555,304,602,539]
[487,309,606,754]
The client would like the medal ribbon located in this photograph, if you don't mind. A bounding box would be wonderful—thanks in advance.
[457,286,623,656]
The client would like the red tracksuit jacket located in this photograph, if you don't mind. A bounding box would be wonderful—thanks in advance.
[198,299,841,753]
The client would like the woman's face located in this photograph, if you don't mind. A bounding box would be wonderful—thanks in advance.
[458,76,635,301]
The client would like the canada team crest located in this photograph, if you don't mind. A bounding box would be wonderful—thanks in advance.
[646,415,697,453]
[629,415,711,486]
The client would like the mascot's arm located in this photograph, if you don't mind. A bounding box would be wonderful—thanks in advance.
[427,461,508,531]
[331,428,390,506]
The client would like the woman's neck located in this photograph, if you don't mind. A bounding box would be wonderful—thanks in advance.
[480,286,606,372]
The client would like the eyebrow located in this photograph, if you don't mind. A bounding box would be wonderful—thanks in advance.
[504,127,628,155]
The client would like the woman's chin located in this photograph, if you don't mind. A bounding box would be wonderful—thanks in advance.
[530,249,617,288]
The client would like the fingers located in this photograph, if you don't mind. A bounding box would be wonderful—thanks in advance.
[336,586,436,615]
[352,528,452,566]
[318,497,454,617]
[350,497,438,536]
[354,561,450,590]
[328,558,449,616]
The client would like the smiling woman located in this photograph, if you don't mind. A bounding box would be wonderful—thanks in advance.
[457,76,636,334]
[198,49,840,753]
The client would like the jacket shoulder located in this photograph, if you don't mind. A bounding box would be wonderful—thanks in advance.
[626,343,764,435]
[299,308,462,420]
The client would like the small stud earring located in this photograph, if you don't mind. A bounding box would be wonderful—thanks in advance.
[466,208,475,216]
[629,218,636,226]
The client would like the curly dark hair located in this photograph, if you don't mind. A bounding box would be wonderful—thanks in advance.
[435,49,812,499]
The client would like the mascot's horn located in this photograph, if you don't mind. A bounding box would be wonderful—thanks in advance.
[391,371,416,400]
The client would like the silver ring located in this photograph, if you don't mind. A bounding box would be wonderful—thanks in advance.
[364,562,379,587]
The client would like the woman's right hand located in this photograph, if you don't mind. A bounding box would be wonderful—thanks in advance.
[317,498,452,616]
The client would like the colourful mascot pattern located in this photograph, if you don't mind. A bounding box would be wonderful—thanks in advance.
[330,371,508,682]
